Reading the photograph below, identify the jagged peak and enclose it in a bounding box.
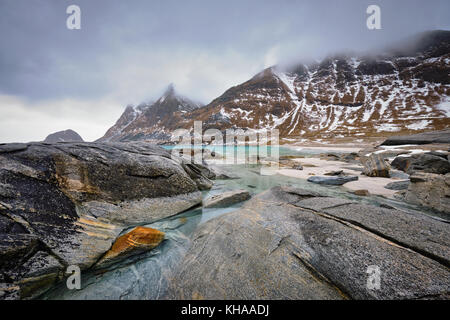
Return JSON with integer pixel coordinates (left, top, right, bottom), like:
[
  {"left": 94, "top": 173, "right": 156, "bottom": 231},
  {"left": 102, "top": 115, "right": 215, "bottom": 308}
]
[{"left": 158, "top": 83, "right": 177, "bottom": 102}]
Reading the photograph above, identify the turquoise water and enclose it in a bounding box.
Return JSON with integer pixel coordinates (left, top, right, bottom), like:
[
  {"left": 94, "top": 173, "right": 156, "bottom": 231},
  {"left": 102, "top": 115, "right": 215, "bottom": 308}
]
[{"left": 161, "top": 144, "right": 338, "bottom": 158}]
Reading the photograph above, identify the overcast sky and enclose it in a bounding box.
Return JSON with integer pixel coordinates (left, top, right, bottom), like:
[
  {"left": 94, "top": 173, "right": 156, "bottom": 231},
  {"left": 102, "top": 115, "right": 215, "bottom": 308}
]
[{"left": 0, "top": 0, "right": 449, "bottom": 142}]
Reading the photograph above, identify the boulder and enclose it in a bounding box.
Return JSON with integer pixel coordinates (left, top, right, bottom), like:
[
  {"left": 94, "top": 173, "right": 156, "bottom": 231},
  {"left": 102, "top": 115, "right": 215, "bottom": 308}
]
[
  {"left": 424, "top": 151, "right": 449, "bottom": 159},
  {"left": 391, "top": 156, "right": 412, "bottom": 172},
  {"left": 404, "top": 172, "right": 450, "bottom": 214},
  {"left": 166, "top": 186, "right": 450, "bottom": 299},
  {"left": 307, "top": 175, "right": 358, "bottom": 185},
  {"left": 362, "top": 154, "right": 390, "bottom": 177},
  {"left": 203, "top": 189, "right": 251, "bottom": 208},
  {"left": 207, "top": 165, "right": 240, "bottom": 180},
  {"left": 0, "top": 142, "right": 210, "bottom": 299},
  {"left": 320, "top": 153, "right": 341, "bottom": 161},
  {"left": 381, "top": 129, "right": 450, "bottom": 145},
  {"left": 324, "top": 170, "right": 343, "bottom": 176},
  {"left": 95, "top": 226, "right": 165, "bottom": 268},
  {"left": 392, "top": 153, "right": 450, "bottom": 175},
  {"left": 341, "top": 152, "right": 359, "bottom": 162},
  {"left": 407, "top": 154, "right": 450, "bottom": 175},
  {"left": 384, "top": 180, "right": 410, "bottom": 190},
  {"left": 372, "top": 150, "right": 411, "bottom": 159}
]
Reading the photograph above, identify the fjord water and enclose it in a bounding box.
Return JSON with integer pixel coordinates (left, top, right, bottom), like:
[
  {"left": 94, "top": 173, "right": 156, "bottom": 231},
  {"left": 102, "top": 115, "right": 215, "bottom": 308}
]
[{"left": 42, "top": 146, "right": 445, "bottom": 300}]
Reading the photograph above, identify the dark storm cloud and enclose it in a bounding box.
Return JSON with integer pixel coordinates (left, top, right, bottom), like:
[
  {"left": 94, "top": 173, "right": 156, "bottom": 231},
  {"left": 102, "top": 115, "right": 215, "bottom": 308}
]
[{"left": 0, "top": 0, "right": 449, "bottom": 142}]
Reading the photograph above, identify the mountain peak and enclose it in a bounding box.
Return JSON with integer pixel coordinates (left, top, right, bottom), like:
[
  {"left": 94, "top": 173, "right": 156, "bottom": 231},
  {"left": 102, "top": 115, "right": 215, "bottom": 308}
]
[
  {"left": 160, "top": 83, "right": 176, "bottom": 100},
  {"left": 44, "top": 129, "right": 84, "bottom": 143}
]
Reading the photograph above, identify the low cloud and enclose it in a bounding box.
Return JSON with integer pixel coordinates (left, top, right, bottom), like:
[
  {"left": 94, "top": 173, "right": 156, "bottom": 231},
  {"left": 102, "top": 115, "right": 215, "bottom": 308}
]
[
  {"left": 0, "top": 95, "right": 123, "bottom": 142},
  {"left": 0, "top": 0, "right": 449, "bottom": 142}
]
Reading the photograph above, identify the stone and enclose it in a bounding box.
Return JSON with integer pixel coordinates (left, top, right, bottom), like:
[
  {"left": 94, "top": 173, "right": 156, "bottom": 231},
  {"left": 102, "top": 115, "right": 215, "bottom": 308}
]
[
  {"left": 404, "top": 172, "right": 450, "bottom": 214},
  {"left": 166, "top": 187, "right": 450, "bottom": 299},
  {"left": 95, "top": 226, "right": 165, "bottom": 268},
  {"left": 324, "top": 170, "right": 343, "bottom": 176},
  {"left": 292, "top": 165, "right": 303, "bottom": 170},
  {"left": 381, "top": 129, "right": 450, "bottom": 145},
  {"left": 407, "top": 154, "right": 450, "bottom": 175},
  {"left": 425, "top": 151, "right": 448, "bottom": 159},
  {"left": 384, "top": 180, "right": 410, "bottom": 190},
  {"left": 307, "top": 175, "right": 358, "bottom": 185},
  {"left": 362, "top": 154, "right": 390, "bottom": 177},
  {"left": 208, "top": 165, "right": 240, "bottom": 180},
  {"left": 341, "top": 152, "right": 359, "bottom": 162},
  {"left": 320, "top": 152, "right": 341, "bottom": 161},
  {"left": 203, "top": 189, "right": 251, "bottom": 208},
  {"left": 389, "top": 169, "right": 410, "bottom": 179},
  {"left": 374, "top": 150, "right": 411, "bottom": 158},
  {"left": 353, "top": 189, "right": 370, "bottom": 196},
  {"left": 391, "top": 156, "right": 411, "bottom": 172},
  {"left": 0, "top": 141, "right": 210, "bottom": 299}
]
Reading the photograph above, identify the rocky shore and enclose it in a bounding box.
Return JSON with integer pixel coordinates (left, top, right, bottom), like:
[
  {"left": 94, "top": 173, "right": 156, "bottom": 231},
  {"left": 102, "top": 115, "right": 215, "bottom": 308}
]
[
  {"left": 0, "top": 136, "right": 449, "bottom": 300},
  {"left": 166, "top": 186, "right": 450, "bottom": 299},
  {"left": 0, "top": 142, "right": 212, "bottom": 299}
]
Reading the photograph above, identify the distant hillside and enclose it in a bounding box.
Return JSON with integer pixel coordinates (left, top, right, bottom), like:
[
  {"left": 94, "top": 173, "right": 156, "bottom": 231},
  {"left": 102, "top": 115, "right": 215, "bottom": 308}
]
[{"left": 44, "top": 129, "right": 84, "bottom": 143}]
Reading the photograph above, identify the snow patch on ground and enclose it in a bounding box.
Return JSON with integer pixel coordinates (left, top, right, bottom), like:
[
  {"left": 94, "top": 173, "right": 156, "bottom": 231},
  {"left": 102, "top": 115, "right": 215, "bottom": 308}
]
[{"left": 406, "top": 120, "right": 431, "bottom": 130}]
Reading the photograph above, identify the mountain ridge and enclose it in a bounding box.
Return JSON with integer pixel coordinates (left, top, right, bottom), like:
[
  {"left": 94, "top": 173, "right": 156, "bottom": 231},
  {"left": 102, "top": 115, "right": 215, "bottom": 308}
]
[{"left": 99, "top": 30, "right": 450, "bottom": 143}]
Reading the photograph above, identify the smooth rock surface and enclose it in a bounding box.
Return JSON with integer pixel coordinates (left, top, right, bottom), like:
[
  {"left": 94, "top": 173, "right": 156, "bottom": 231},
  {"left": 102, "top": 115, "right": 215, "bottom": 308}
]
[
  {"left": 0, "top": 142, "right": 210, "bottom": 299},
  {"left": 381, "top": 129, "right": 450, "bottom": 145},
  {"left": 166, "top": 186, "right": 450, "bottom": 299},
  {"left": 407, "top": 154, "right": 450, "bottom": 175},
  {"left": 384, "top": 180, "right": 410, "bottom": 190},
  {"left": 307, "top": 175, "right": 358, "bottom": 185},
  {"left": 404, "top": 172, "right": 450, "bottom": 214},
  {"left": 203, "top": 189, "right": 251, "bottom": 208}
]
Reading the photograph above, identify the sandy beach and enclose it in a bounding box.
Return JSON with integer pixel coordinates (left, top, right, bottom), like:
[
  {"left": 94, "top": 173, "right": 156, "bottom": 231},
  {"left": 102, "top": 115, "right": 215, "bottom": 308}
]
[{"left": 277, "top": 157, "right": 401, "bottom": 198}]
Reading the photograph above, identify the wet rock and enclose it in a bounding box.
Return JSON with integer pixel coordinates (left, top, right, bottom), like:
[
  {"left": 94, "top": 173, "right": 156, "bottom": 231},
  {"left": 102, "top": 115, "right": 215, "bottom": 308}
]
[
  {"left": 404, "top": 172, "right": 450, "bottom": 214},
  {"left": 384, "top": 180, "right": 410, "bottom": 190},
  {"left": 362, "top": 154, "right": 390, "bottom": 177},
  {"left": 96, "top": 226, "right": 165, "bottom": 269},
  {"left": 307, "top": 175, "right": 358, "bottom": 185},
  {"left": 166, "top": 187, "right": 450, "bottom": 299},
  {"left": 203, "top": 189, "right": 251, "bottom": 208},
  {"left": 0, "top": 141, "right": 210, "bottom": 299},
  {"left": 208, "top": 165, "right": 240, "bottom": 180}
]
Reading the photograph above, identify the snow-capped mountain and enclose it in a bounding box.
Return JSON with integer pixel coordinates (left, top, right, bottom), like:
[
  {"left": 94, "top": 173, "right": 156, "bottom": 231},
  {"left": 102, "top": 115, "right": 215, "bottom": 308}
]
[
  {"left": 98, "top": 84, "right": 203, "bottom": 142},
  {"left": 100, "top": 30, "right": 450, "bottom": 143}
]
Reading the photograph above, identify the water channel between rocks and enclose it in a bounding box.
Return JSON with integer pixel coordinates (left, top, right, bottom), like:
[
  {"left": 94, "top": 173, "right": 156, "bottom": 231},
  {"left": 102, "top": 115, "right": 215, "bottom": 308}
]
[{"left": 42, "top": 146, "right": 446, "bottom": 299}]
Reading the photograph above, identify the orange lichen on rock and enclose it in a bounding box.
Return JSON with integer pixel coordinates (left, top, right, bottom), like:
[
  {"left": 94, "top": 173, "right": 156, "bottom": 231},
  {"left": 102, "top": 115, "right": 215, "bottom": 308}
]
[{"left": 96, "top": 226, "right": 165, "bottom": 268}]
